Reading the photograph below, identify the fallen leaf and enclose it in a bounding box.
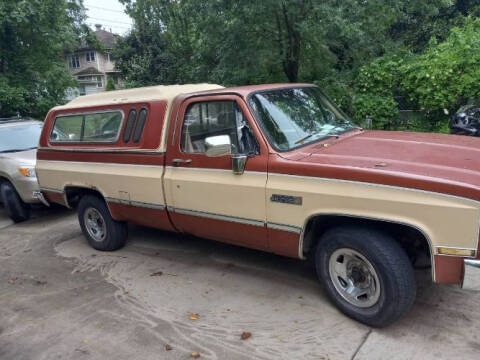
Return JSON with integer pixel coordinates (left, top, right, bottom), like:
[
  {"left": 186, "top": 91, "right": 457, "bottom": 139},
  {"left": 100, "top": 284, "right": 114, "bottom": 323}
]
[
  {"left": 165, "top": 344, "right": 172, "bottom": 351},
  {"left": 189, "top": 313, "right": 199, "bottom": 320},
  {"left": 191, "top": 351, "right": 200, "bottom": 358},
  {"left": 150, "top": 271, "right": 163, "bottom": 277},
  {"left": 83, "top": 339, "right": 89, "bottom": 344},
  {"left": 7, "top": 277, "right": 17, "bottom": 285},
  {"left": 241, "top": 332, "right": 252, "bottom": 340}
]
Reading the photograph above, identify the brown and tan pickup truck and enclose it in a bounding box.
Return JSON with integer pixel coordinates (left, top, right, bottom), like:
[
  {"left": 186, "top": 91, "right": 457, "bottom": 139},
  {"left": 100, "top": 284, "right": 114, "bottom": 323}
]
[{"left": 36, "top": 83, "right": 480, "bottom": 327}]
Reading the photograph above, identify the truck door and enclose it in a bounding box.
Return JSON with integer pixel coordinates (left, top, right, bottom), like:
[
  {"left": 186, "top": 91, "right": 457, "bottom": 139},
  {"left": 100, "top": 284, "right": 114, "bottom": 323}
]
[{"left": 164, "top": 95, "right": 269, "bottom": 250}]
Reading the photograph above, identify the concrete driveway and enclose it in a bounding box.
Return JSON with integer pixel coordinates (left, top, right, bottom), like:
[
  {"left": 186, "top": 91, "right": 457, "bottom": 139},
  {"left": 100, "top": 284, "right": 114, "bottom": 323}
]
[{"left": 1, "top": 207, "right": 479, "bottom": 360}]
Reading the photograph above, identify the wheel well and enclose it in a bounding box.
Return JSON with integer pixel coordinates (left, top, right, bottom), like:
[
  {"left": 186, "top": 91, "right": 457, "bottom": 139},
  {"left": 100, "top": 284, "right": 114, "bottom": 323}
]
[
  {"left": 64, "top": 186, "right": 105, "bottom": 208},
  {"left": 302, "top": 215, "right": 432, "bottom": 272}
]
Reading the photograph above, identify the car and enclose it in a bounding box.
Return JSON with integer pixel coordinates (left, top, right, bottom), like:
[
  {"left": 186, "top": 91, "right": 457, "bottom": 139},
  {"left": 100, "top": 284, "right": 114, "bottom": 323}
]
[
  {"left": 36, "top": 83, "right": 480, "bottom": 327},
  {"left": 450, "top": 104, "right": 480, "bottom": 136},
  {"left": 0, "top": 117, "right": 48, "bottom": 222}
]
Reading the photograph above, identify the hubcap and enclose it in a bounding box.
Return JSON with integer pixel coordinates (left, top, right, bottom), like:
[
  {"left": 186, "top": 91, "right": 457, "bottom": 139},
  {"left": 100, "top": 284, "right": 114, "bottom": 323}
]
[
  {"left": 328, "top": 248, "right": 381, "bottom": 308},
  {"left": 84, "top": 208, "right": 106, "bottom": 242}
]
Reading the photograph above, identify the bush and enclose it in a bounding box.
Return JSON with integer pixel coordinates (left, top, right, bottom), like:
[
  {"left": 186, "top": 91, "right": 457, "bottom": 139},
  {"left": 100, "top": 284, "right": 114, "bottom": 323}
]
[
  {"left": 352, "top": 94, "right": 399, "bottom": 129},
  {"left": 106, "top": 78, "right": 116, "bottom": 91}
]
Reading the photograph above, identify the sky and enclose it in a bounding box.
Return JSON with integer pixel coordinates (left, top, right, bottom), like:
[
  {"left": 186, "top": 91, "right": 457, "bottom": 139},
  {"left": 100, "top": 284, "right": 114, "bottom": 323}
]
[{"left": 83, "top": 0, "right": 133, "bottom": 35}]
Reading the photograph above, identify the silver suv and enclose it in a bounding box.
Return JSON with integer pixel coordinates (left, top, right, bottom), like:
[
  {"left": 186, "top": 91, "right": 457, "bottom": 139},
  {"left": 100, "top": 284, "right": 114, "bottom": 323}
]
[{"left": 0, "top": 118, "right": 46, "bottom": 222}]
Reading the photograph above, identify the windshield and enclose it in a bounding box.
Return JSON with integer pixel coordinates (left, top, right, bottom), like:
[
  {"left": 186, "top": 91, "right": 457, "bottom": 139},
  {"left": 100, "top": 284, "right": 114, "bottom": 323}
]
[
  {"left": 248, "top": 87, "right": 355, "bottom": 151},
  {"left": 0, "top": 122, "right": 42, "bottom": 152}
]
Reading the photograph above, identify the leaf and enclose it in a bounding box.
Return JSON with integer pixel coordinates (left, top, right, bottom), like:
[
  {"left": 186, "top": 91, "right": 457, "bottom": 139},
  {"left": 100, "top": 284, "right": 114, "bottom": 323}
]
[
  {"left": 189, "top": 313, "right": 200, "bottom": 320},
  {"left": 165, "top": 344, "right": 173, "bottom": 351},
  {"left": 190, "top": 351, "right": 200, "bottom": 358},
  {"left": 241, "top": 332, "right": 252, "bottom": 340},
  {"left": 150, "top": 271, "right": 163, "bottom": 277}
]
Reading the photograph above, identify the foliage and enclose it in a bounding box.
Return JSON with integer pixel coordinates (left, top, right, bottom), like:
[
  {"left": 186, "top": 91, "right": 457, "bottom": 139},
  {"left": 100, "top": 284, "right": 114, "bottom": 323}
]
[
  {"left": 106, "top": 77, "right": 116, "bottom": 91},
  {"left": 0, "top": 0, "right": 90, "bottom": 118}
]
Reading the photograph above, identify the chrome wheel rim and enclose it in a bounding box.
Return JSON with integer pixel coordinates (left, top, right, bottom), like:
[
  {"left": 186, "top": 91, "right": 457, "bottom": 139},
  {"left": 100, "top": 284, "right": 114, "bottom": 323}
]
[
  {"left": 84, "top": 208, "right": 106, "bottom": 242},
  {"left": 328, "top": 248, "right": 381, "bottom": 308}
]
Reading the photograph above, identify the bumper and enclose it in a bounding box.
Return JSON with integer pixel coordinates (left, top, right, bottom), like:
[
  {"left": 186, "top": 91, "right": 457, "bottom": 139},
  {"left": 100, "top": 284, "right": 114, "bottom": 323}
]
[
  {"left": 32, "top": 191, "right": 50, "bottom": 207},
  {"left": 11, "top": 174, "right": 41, "bottom": 204},
  {"left": 462, "top": 259, "right": 480, "bottom": 291}
]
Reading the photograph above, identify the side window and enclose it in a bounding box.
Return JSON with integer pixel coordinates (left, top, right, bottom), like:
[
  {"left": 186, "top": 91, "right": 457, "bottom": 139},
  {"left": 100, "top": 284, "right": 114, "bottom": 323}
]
[
  {"left": 132, "top": 108, "right": 148, "bottom": 143},
  {"left": 181, "top": 101, "right": 258, "bottom": 155},
  {"left": 50, "top": 111, "right": 123, "bottom": 143},
  {"left": 181, "top": 101, "right": 240, "bottom": 154},
  {"left": 50, "top": 115, "right": 83, "bottom": 141},
  {"left": 123, "top": 109, "right": 137, "bottom": 142},
  {"left": 83, "top": 112, "right": 122, "bottom": 142}
]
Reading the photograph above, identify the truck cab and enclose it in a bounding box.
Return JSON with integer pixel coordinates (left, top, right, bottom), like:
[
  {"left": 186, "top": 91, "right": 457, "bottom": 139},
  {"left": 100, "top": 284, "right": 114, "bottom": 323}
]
[{"left": 37, "top": 83, "right": 480, "bottom": 327}]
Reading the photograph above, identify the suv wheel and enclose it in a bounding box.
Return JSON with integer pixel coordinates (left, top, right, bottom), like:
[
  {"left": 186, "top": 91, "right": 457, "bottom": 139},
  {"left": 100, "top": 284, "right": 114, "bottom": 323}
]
[
  {"left": 78, "top": 195, "right": 127, "bottom": 251},
  {"left": 0, "top": 181, "right": 30, "bottom": 222},
  {"left": 315, "top": 225, "right": 416, "bottom": 327}
]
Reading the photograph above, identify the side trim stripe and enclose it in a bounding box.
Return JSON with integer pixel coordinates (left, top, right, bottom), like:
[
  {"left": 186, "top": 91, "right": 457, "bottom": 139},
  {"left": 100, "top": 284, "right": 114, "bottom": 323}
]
[
  {"left": 267, "top": 222, "right": 302, "bottom": 234},
  {"left": 172, "top": 207, "right": 265, "bottom": 227},
  {"left": 106, "top": 197, "right": 166, "bottom": 210}
]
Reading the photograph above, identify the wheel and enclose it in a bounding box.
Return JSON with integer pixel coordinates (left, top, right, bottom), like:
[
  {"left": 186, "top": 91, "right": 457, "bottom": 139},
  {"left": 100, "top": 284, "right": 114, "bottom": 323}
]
[
  {"left": 78, "top": 195, "right": 127, "bottom": 251},
  {"left": 0, "top": 181, "right": 30, "bottom": 222},
  {"left": 315, "top": 225, "right": 416, "bottom": 327}
]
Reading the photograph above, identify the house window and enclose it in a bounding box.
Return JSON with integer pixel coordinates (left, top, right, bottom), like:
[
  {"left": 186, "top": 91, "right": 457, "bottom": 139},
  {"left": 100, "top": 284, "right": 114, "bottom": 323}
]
[
  {"left": 86, "top": 51, "right": 96, "bottom": 62},
  {"left": 96, "top": 76, "right": 103, "bottom": 88},
  {"left": 70, "top": 55, "right": 80, "bottom": 68}
]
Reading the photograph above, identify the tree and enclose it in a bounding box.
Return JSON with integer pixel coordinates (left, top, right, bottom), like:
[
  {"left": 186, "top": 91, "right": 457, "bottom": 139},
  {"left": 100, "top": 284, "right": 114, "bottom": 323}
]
[
  {"left": 106, "top": 77, "right": 116, "bottom": 91},
  {"left": 0, "top": 0, "right": 90, "bottom": 118}
]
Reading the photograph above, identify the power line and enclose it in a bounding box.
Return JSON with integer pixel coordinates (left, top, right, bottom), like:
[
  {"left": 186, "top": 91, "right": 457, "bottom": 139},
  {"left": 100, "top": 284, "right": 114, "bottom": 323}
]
[
  {"left": 86, "top": 22, "right": 131, "bottom": 31},
  {"left": 88, "top": 16, "right": 132, "bottom": 26},
  {"left": 84, "top": 4, "right": 127, "bottom": 14}
]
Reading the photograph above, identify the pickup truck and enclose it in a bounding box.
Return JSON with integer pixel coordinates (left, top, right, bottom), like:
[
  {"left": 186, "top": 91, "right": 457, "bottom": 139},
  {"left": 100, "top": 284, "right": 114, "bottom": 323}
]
[{"left": 36, "top": 83, "right": 480, "bottom": 327}]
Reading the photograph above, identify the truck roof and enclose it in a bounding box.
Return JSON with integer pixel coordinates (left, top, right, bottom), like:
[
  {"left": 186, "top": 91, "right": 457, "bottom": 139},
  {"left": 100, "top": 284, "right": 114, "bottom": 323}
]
[{"left": 55, "top": 83, "right": 224, "bottom": 110}]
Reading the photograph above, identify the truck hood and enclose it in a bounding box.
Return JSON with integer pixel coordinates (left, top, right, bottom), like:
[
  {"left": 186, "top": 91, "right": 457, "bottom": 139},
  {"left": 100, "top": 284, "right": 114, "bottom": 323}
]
[{"left": 277, "top": 130, "right": 480, "bottom": 201}]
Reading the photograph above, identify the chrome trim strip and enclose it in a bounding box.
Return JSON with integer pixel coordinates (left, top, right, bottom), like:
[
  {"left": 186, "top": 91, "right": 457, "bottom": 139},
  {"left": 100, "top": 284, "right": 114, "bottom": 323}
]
[
  {"left": 164, "top": 166, "right": 266, "bottom": 176},
  {"left": 39, "top": 147, "right": 164, "bottom": 154},
  {"left": 105, "top": 197, "right": 166, "bottom": 210},
  {"left": 462, "top": 259, "right": 480, "bottom": 290},
  {"left": 37, "top": 160, "right": 164, "bottom": 169},
  {"left": 267, "top": 222, "right": 302, "bottom": 233},
  {"left": 172, "top": 207, "right": 265, "bottom": 227},
  {"left": 40, "top": 187, "right": 64, "bottom": 194}
]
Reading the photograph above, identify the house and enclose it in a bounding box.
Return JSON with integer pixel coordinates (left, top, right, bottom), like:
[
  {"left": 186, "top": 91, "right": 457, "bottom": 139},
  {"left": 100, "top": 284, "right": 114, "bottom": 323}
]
[{"left": 66, "top": 24, "right": 123, "bottom": 99}]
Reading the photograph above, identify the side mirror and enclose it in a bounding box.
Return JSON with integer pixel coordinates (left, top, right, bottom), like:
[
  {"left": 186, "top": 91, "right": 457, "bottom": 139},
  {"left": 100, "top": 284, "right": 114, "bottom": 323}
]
[{"left": 205, "top": 135, "right": 231, "bottom": 157}]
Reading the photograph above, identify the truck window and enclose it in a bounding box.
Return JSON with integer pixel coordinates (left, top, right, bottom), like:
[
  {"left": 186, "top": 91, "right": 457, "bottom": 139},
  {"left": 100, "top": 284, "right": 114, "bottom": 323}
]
[
  {"left": 132, "top": 108, "right": 148, "bottom": 143},
  {"left": 50, "top": 111, "right": 123, "bottom": 143},
  {"left": 123, "top": 109, "right": 137, "bottom": 142},
  {"left": 181, "top": 101, "right": 244, "bottom": 154}
]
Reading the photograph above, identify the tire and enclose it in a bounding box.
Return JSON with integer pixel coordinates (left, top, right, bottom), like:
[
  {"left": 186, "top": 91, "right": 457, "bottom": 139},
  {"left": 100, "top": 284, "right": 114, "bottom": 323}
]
[
  {"left": 315, "top": 225, "right": 416, "bottom": 327},
  {"left": 0, "top": 181, "right": 30, "bottom": 223},
  {"left": 77, "top": 195, "right": 127, "bottom": 251}
]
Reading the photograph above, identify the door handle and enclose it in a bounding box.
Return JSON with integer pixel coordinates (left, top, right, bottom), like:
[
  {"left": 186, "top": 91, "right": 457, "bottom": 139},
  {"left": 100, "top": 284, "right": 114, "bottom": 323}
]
[{"left": 172, "top": 158, "right": 192, "bottom": 166}]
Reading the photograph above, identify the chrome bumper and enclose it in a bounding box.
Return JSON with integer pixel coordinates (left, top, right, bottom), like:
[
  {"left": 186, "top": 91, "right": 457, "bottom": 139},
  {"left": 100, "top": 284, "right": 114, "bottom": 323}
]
[
  {"left": 32, "top": 191, "right": 50, "bottom": 207},
  {"left": 462, "top": 259, "right": 480, "bottom": 291}
]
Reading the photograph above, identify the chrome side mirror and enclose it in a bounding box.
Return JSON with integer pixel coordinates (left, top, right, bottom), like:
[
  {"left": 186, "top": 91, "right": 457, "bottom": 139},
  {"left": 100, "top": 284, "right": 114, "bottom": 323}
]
[
  {"left": 205, "top": 135, "right": 231, "bottom": 157},
  {"left": 232, "top": 154, "right": 247, "bottom": 175}
]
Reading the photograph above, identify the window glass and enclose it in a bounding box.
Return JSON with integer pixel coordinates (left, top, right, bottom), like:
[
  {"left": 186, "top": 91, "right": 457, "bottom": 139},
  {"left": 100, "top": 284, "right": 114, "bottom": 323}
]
[
  {"left": 51, "top": 115, "right": 83, "bottom": 142},
  {"left": 70, "top": 55, "right": 80, "bottom": 68},
  {"left": 132, "top": 108, "right": 147, "bottom": 143},
  {"left": 51, "top": 111, "right": 123, "bottom": 142},
  {"left": 181, "top": 101, "right": 255, "bottom": 154},
  {"left": 123, "top": 109, "right": 137, "bottom": 142},
  {"left": 0, "top": 122, "right": 43, "bottom": 152},
  {"left": 86, "top": 51, "right": 96, "bottom": 62},
  {"left": 83, "top": 112, "right": 122, "bottom": 142},
  {"left": 249, "top": 87, "right": 354, "bottom": 151}
]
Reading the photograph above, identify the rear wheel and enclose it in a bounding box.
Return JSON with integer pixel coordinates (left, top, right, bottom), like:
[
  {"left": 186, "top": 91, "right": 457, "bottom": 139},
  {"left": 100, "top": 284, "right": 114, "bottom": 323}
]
[
  {"left": 78, "top": 195, "right": 127, "bottom": 251},
  {"left": 0, "top": 181, "right": 30, "bottom": 223},
  {"left": 315, "top": 225, "right": 416, "bottom": 327}
]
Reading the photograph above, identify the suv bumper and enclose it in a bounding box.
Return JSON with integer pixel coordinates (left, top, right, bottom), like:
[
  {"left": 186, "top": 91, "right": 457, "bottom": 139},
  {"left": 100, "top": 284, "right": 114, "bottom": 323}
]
[{"left": 462, "top": 259, "right": 480, "bottom": 290}]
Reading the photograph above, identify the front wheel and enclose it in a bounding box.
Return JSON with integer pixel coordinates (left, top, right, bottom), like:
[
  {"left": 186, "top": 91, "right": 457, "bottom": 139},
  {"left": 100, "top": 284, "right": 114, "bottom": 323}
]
[
  {"left": 78, "top": 195, "right": 127, "bottom": 251},
  {"left": 0, "top": 181, "right": 30, "bottom": 223},
  {"left": 315, "top": 226, "right": 416, "bottom": 327}
]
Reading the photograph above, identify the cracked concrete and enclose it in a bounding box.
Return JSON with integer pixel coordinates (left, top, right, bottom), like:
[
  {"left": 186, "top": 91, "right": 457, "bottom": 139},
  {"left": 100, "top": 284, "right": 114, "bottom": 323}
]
[{"left": 1, "top": 206, "right": 480, "bottom": 359}]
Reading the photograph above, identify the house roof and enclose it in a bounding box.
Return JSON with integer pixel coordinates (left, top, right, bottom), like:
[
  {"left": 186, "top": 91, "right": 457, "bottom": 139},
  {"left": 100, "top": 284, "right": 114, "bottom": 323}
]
[
  {"left": 94, "top": 28, "right": 118, "bottom": 48},
  {"left": 74, "top": 67, "right": 103, "bottom": 76}
]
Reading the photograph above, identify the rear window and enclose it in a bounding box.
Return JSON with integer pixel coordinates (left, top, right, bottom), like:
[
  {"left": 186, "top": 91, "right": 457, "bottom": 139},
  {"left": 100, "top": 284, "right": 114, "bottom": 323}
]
[
  {"left": 51, "top": 111, "right": 123, "bottom": 143},
  {"left": 132, "top": 108, "right": 148, "bottom": 143}
]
